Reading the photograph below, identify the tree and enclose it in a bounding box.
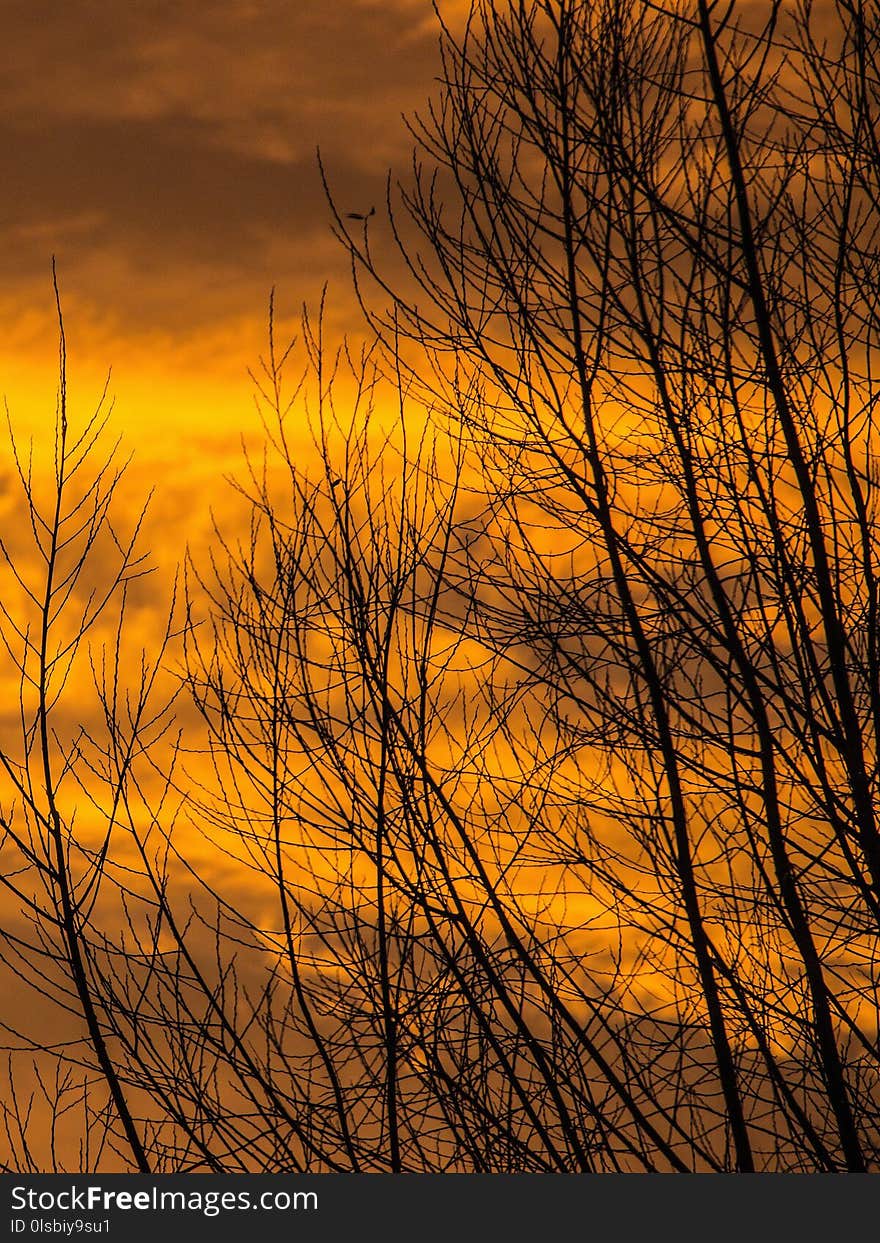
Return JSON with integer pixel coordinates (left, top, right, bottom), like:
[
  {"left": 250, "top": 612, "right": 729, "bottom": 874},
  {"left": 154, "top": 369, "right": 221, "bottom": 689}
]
[
  {"left": 5, "top": 0, "right": 880, "bottom": 1174},
  {"left": 0, "top": 268, "right": 165, "bottom": 1171},
  {"left": 183, "top": 297, "right": 648, "bottom": 1172},
  {"left": 330, "top": 0, "right": 880, "bottom": 1170}
]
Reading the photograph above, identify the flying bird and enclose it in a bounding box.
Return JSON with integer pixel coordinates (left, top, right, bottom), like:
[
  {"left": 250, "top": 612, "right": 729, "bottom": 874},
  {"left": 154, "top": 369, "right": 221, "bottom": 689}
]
[{"left": 346, "top": 206, "right": 376, "bottom": 221}]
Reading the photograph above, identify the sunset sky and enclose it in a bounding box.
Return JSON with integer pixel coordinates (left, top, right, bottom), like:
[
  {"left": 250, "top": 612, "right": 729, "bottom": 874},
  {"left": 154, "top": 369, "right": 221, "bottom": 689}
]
[
  {"left": 0, "top": 0, "right": 444, "bottom": 522},
  {"left": 0, "top": 1, "right": 451, "bottom": 1088},
  {"left": 3, "top": 0, "right": 880, "bottom": 1178}
]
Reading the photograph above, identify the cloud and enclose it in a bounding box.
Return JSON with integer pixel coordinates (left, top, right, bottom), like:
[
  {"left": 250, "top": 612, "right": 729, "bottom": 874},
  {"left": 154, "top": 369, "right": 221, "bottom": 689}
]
[{"left": 0, "top": 0, "right": 441, "bottom": 333}]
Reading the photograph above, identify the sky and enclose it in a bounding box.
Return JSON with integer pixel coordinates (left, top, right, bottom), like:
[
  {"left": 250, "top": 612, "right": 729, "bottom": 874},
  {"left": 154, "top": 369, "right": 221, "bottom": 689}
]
[
  {"left": 0, "top": 0, "right": 451, "bottom": 1075},
  {"left": 0, "top": 0, "right": 444, "bottom": 480}
]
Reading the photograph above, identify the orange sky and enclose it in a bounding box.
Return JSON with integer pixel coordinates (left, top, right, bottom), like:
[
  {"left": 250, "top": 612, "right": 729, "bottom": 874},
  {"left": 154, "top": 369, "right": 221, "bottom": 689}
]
[
  {"left": 0, "top": 1, "right": 452, "bottom": 916},
  {"left": 0, "top": 0, "right": 445, "bottom": 494}
]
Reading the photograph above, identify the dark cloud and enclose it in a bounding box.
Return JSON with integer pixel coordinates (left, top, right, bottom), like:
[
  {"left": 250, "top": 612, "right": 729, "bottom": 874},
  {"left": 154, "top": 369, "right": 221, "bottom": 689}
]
[
  {"left": 0, "top": 113, "right": 380, "bottom": 323},
  {"left": 0, "top": 0, "right": 440, "bottom": 332},
  {"left": 0, "top": 117, "right": 315, "bottom": 256}
]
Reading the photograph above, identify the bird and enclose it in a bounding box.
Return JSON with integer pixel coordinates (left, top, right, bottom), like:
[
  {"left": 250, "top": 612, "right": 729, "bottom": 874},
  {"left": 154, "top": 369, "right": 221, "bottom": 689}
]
[{"left": 346, "top": 206, "right": 376, "bottom": 221}]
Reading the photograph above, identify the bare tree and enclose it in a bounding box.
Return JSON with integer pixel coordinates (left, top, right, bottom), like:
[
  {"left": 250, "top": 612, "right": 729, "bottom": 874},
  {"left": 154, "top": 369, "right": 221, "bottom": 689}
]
[
  {"left": 182, "top": 297, "right": 654, "bottom": 1171},
  {"left": 5, "top": 0, "right": 880, "bottom": 1174},
  {"left": 0, "top": 267, "right": 162, "bottom": 1171},
  {"left": 330, "top": 0, "right": 880, "bottom": 1171}
]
